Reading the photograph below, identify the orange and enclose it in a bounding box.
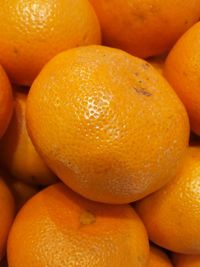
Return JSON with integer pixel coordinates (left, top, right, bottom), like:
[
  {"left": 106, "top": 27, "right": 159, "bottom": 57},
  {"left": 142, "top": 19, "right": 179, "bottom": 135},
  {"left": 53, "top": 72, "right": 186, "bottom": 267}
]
[
  {"left": 7, "top": 183, "right": 149, "bottom": 267},
  {"left": 0, "top": 65, "right": 13, "bottom": 138},
  {"left": 0, "top": 0, "right": 101, "bottom": 85},
  {"left": 148, "top": 245, "right": 173, "bottom": 267},
  {"left": 26, "top": 45, "right": 189, "bottom": 204},
  {"left": 89, "top": 0, "right": 200, "bottom": 58},
  {"left": 0, "top": 175, "right": 15, "bottom": 260},
  {"left": 148, "top": 54, "right": 167, "bottom": 75},
  {"left": 164, "top": 22, "right": 200, "bottom": 136},
  {"left": 8, "top": 179, "right": 38, "bottom": 211},
  {"left": 172, "top": 254, "right": 200, "bottom": 267},
  {"left": 136, "top": 145, "right": 200, "bottom": 254},
  {"left": 0, "top": 92, "right": 56, "bottom": 185}
]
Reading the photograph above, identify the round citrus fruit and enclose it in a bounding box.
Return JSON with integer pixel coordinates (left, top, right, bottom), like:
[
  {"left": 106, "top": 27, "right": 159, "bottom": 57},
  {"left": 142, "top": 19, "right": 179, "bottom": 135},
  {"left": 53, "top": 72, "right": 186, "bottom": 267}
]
[
  {"left": 7, "top": 183, "right": 149, "bottom": 267},
  {"left": 26, "top": 45, "right": 189, "bottom": 204},
  {"left": 0, "top": 92, "right": 56, "bottom": 185},
  {"left": 0, "top": 0, "right": 101, "bottom": 85},
  {"left": 136, "top": 145, "right": 200, "bottom": 254},
  {"left": 148, "top": 245, "right": 172, "bottom": 267},
  {"left": 89, "top": 0, "right": 200, "bottom": 58},
  {"left": 172, "top": 254, "right": 200, "bottom": 267},
  {"left": 0, "top": 65, "right": 13, "bottom": 138},
  {"left": 0, "top": 175, "right": 15, "bottom": 260},
  {"left": 164, "top": 22, "right": 200, "bottom": 136}
]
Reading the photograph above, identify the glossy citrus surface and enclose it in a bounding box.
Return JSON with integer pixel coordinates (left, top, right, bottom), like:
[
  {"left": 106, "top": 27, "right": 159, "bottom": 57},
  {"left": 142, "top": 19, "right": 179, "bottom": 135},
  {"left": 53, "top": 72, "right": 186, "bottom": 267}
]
[
  {"left": 89, "top": 0, "right": 200, "bottom": 58},
  {"left": 0, "top": 0, "right": 101, "bottom": 85},
  {"left": 27, "top": 45, "right": 189, "bottom": 204},
  {"left": 8, "top": 183, "right": 149, "bottom": 267},
  {"left": 165, "top": 22, "right": 200, "bottom": 135},
  {"left": 0, "top": 65, "right": 13, "bottom": 138},
  {"left": 136, "top": 146, "right": 200, "bottom": 254}
]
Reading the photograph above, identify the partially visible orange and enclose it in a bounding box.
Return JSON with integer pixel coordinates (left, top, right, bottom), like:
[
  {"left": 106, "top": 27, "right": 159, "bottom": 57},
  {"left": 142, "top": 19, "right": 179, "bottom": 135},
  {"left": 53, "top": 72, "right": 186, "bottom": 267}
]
[
  {"left": 0, "top": 65, "right": 13, "bottom": 138},
  {"left": 173, "top": 254, "right": 200, "bottom": 267},
  {"left": 148, "top": 245, "right": 172, "bottom": 267},
  {"left": 0, "top": 175, "right": 15, "bottom": 260},
  {"left": 8, "top": 179, "right": 38, "bottom": 211},
  {"left": 8, "top": 183, "right": 149, "bottom": 267},
  {"left": 26, "top": 45, "right": 189, "bottom": 204},
  {"left": 165, "top": 22, "right": 200, "bottom": 135},
  {"left": 136, "top": 145, "right": 200, "bottom": 254},
  {"left": 0, "top": 92, "right": 56, "bottom": 185},
  {"left": 0, "top": 0, "right": 101, "bottom": 85},
  {"left": 89, "top": 0, "right": 200, "bottom": 58}
]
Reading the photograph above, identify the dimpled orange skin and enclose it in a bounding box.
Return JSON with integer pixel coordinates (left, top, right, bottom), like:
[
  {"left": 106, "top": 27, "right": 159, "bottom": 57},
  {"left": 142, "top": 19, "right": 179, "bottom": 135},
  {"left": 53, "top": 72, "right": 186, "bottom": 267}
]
[
  {"left": 0, "top": 92, "right": 56, "bottom": 185},
  {"left": 89, "top": 0, "right": 200, "bottom": 58},
  {"left": 0, "top": 176, "right": 15, "bottom": 260},
  {"left": 0, "top": 65, "right": 13, "bottom": 138},
  {"left": 0, "top": 0, "right": 101, "bottom": 86},
  {"left": 164, "top": 22, "right": 200, "bottom": 136},
  {"left": 136, "top": 146, "right": 200, "bottom": 254},
  {"left": 148, "top": 246, "right": 173, "bottom": 267},
  {"left": 172, "top": 254, "right": 200, "bottom": 267},
  {"left": 7, "top": 183, "right": 149, "bottom": 267},
  {"left": 26, "top": 45, "right": 189, "bottom": 204}
]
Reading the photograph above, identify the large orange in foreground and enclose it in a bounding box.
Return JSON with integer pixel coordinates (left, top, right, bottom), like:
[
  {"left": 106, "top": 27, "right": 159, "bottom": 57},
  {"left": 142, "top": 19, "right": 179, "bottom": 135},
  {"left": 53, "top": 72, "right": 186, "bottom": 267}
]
[
  {"left": 165, "top": 22, "right": 200, "bottom": 136},
  {"left": 0, "top": 65, "right": 13, "bottom": 138},
  {"left": 26, "top": 45, "right": 189, "bottom": 204},
  {"left": 0, "top": 175, "right": 15, "bottom": 260},
  {"left": 0, "top": 0, "right": 101, "bottom": 85},
  {"left": 136, "top": 145, "right": 200, "bottom": 254},
  {"left": 7, "top": 183, "right": 149, "bottom": 267},
  {"left": 89, "top": 0, "right": 200, "bottom": 58}
]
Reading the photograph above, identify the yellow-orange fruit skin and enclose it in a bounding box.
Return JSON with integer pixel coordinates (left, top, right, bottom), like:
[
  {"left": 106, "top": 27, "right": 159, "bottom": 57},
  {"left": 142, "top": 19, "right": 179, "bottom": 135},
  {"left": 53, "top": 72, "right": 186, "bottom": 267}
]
[
  {"left": 0, "top": 0, "right": 101, "bottom": 85},
  {"left": 136, "top": 146, "right": 200, "bottom": 254},
  {"left": 148, "top": 246, "right": 173, "bottom": 267},
  {"left": 165, "top": 22, "right": 200, "bottom": 136},
  {"left": 89, "top": 0, "right": 200, "bottom": 58},
  {"left": 26, "top": 45, "right": 189, "bottom": 204},
  {"left": 7, "top": 183, "right": 149, "bottom": 267},
  {"left": 0, "top": 65, "right": 13, "bottom": 138},
  {"left": 0, "top": 92, "right": 56, "bottom": 185}
]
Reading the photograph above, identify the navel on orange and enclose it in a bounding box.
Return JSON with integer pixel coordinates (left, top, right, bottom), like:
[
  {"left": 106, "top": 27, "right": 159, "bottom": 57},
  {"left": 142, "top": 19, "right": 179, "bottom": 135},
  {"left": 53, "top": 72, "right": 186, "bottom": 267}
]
[{"left": 8, "top": 183, "right": 149, "bottom": 267}]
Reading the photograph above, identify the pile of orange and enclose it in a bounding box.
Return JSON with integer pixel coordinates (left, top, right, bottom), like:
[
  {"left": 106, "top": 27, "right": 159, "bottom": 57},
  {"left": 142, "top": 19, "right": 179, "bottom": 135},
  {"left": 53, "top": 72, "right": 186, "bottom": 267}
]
[{"left": 0, "top": 1, "right": 200, "bottom": 266}]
